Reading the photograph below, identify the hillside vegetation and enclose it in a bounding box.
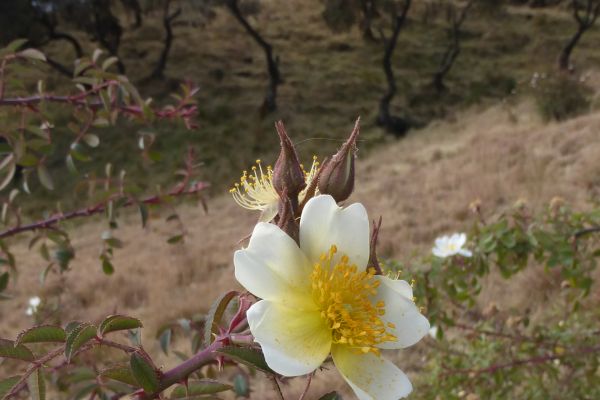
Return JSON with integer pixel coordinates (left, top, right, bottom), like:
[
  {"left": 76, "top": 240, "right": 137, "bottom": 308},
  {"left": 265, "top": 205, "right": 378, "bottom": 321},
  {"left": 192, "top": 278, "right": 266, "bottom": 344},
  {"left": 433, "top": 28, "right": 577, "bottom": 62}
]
[{"left": 21, "top": 0, "right": 600, "bottom": 211}]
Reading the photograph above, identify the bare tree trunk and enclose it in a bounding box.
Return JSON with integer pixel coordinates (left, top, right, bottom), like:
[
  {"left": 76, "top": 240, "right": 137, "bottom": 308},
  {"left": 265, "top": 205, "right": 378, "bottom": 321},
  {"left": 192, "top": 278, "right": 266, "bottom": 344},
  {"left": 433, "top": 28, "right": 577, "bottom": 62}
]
[
  {"left": 147, "top": 0, "right": 181, "bottom": 80},
  {"left": 432, "top": 0, "right": 474, "bottom": 93},
  {"left": 559, "top": 0, "right": 600, "bottom": 71},
  {"left": 360, "top": 0, "right": 377, "bottom": 42},
  {"left": 226, "top": 0, "right": 281, "bottom": 114},
  {"left": 377, "top": 0, "right": 411, "bottom": 136},
  {"left": 559, "top": 25, "right": 586, "bottom": 71},
  {"left": 121, "top": 0, "right": 143, "bottom": 28}
]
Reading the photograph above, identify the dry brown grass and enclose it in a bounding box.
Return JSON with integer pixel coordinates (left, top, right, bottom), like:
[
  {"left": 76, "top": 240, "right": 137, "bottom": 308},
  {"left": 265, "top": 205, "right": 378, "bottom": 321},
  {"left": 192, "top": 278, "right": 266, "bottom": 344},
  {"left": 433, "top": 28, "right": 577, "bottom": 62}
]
[{"left": 1, "top": 98, "right": 600, "bottom": 398}]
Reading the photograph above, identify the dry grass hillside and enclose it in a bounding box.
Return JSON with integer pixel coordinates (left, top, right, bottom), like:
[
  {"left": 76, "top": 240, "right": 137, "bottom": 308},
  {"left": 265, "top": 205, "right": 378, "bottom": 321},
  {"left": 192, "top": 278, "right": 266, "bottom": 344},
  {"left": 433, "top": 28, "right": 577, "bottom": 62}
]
[{"left": 1, "top": 97, "right": 599, "bottom": 398}]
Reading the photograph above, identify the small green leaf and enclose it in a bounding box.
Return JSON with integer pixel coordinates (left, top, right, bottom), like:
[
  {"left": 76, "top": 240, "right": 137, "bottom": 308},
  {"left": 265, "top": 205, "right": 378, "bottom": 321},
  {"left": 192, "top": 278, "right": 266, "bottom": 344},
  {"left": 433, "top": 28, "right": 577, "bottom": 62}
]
[
  {"left": 130, "top": 353, "right": 159, "bottom": 393},
  {"left": 204, "top": 291, "right": 238, "bottom": 345},
  {"left": 99, "top": 364, "right": 139, "bottom": 387},
  {"left": 70, "top": 382, "right": 97, "bottom": 399},
  {"left": 158, "top": 328, "right": 171, "bottom": 355},
  {"left": 18, "top": 48, "right": 46, "bottom": 62},
  {"left": 232, "top": 373, "right": 249, "bottom": 397},
  {"left": 0, "top": 375, "right": 21, "bottom": 398},
  {"left": 217, "top": 346, "right": 273, "bottom": 373},
  {"left": 170, "top": 379, "right": 233, "bottom": 398},
  {"left": 99, "top": 315, "right": 143, "bottom": 337},
  {"left": 102, "top": 259, "right": 114, "bottom": 275},
  {"left": 66, "top": 154, "right": 78, "bottom": 174},
  {"left": 167, "top": 234, "right": 184, "bottom": 244},
  {"left": 39, "top": 263, "right": 54, "bottom": 285},
  {"left": 0, "top": 272, "right": 8, "bottom": 292},
  {"left": 65, "top": 323, "right": 97, "bottom": 361},
  {"left": 82, "top": 134, "right": 100, "bottom": 147},
  {"left": 318, "top": 391, "right": 343, "bottom": 400},
  {"left": 0, "top": 339, "right": 35, "bottom": 361},
  {"left": 92, "top": 49, "right": 103, "bottom": 63},
  {"left": 74, "top": 60, "right": 92, "bottom": 77},
  {"left": 92, "top": 118, "right": 110, "bottom": 128},
  {"left": 28, "top": 369, "right": 46, "bottom": 400},
  {"left": 16, "top": 326, "right": 66, "bottom": 345},
  {"left": 139, "top": 203, "right": 149, "bottom": 228},
  {"left": 102, "top": 56, "right": 119, "bottom": 71},
  {"left": 37, "top": 164, "right": 54, "bottom": 190},
  {"left": 57, "top": 367, "right": 96, "bottom": 387},
  {"left": 5, "top": 38, "right": 28, "bottom": 52}
]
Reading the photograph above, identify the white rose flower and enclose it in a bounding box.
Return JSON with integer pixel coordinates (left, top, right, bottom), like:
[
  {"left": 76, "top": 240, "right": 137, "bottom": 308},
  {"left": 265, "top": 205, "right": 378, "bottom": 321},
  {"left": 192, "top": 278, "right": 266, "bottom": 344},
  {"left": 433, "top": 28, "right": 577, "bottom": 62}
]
[
  {"left": 234, "top": 195, "right": 430, "bottom": 399},
  {"left": 432, "top": 233, "right": 472, "bottom": 258},
  {"left": 26, "top": 296, "right": 41, "bottom": 316}
]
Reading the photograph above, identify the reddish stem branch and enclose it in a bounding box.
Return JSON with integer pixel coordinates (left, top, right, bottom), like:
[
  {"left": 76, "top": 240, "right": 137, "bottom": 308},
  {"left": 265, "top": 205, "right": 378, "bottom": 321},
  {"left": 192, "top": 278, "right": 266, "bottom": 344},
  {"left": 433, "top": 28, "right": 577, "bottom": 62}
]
[
  {"left": 0, "top": 83, "right": 197, "bottom": 122},
  {"left": 0, "top": 181, "right": 209, "bottom": 240}
]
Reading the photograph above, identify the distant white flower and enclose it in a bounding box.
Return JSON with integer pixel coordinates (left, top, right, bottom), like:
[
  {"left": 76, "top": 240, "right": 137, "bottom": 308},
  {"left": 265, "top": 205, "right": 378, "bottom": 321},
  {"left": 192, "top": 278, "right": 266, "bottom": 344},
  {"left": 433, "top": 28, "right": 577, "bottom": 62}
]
[
  {"left": 25, "top": 296, "right": 41, "bottom": 316},
  {"left": 428, "top": 326, "right": 439, "bottom": 340},
  {"left": 432, "top": 233, "right": 472, "bottom": 258}
]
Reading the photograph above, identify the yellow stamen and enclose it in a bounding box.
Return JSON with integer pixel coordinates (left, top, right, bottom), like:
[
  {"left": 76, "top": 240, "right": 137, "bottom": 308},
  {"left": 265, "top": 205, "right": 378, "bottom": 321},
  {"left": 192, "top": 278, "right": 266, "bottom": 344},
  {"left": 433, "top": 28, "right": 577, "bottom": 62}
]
[
  {"left": 230, "top": 160, "right": 278, "bottom": 211},
  {"left": 310, "top": 245, "right": 396, "bottom": 355}
]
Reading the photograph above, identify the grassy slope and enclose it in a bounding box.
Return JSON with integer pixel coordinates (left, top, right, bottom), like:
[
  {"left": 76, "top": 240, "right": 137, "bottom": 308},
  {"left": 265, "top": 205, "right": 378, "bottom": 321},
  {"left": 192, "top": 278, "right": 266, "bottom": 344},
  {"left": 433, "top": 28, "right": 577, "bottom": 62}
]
[{"left": 26, "top": 0, "right": 600, "bottom": 211}]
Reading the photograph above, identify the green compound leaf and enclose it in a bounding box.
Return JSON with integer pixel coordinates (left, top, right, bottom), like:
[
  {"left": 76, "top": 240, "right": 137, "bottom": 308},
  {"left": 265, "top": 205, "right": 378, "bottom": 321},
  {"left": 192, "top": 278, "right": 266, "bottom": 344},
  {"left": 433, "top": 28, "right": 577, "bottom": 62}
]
[
  {"left": 99, "top": 364, "right": 139, "bottom": 387},
  {"left": 204, "top": 290, "right": 238, "bottom": 345},
  {"left": 28, "top": 369, "right": 46, "bottom": 400},
  {"left": 65, "top": 323, "right": 97, "bottom": 362},
  {"left": 217, "top": 346, "right": 273, "bottom": 374},
  {"left": 130, "top": 353, "right": 159, "bottom": 393},
  {"left": 98, "top": 315, "right": 143, "bottom": 337},
  {"left": 0, "top": 339, "right": 35, "bottom": 361},
  {"left": 16, "top": 325, "right": 66, "bottom": 345},
  {"left": 169, "top": 379, "right": 233, "bottom": 398}
]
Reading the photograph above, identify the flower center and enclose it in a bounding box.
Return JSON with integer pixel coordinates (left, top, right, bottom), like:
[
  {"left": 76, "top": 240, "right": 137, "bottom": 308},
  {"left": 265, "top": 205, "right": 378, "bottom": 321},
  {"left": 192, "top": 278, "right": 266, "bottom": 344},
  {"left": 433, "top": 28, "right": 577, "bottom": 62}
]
[{"left": 310, "top": 245, "right": 396, "bottom": 355}]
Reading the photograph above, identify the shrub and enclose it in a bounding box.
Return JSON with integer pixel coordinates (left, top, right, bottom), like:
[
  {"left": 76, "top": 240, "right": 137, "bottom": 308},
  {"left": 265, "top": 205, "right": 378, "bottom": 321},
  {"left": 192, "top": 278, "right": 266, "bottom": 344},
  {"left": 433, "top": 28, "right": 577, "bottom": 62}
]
[{"left": 532, "top": 72, "right": 592, "bottom": 121}]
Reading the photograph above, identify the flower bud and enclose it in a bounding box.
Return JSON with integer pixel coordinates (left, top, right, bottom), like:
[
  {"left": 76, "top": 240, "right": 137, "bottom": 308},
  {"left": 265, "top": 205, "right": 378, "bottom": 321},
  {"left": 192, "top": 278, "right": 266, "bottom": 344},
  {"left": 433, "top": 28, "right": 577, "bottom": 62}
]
[
  {"left": 272, "top": 121, "right": 306, "bottom": 203},
  {"left": 318, "top": 118, "right": 360, "bottom": 203},
  {"left": 276, "top": 188, "right": 299, "bottom": 244}
]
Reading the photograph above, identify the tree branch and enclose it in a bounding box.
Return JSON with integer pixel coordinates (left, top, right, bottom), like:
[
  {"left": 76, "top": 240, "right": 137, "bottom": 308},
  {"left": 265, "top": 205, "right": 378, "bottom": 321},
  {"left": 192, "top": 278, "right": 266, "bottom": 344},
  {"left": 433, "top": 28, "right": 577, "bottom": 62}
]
[
  {"left": 0, "top": 182, "right": 209, "bottom": 240},
  {"left": 226, "top": 0, "right": 281, "bottom": 113}
]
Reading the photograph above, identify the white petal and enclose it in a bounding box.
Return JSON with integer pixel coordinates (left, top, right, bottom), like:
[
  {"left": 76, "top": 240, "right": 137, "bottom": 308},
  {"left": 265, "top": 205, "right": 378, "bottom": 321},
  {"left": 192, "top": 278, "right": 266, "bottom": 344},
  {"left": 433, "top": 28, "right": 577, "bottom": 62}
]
[
  {"left": 258, "top": 202, "right": 279, "bottom": 222},
  {"left": 456, "top": 233, "right": 467, "bottom": 247},
  {"left": 373, "top": 276, "right": 430, "bottom": 349},
  {"left": 459, "top": 248, "right": 472, "bottom": 257},
  {"left": 434, "top": 236, "right": 448, "bottom": 248},
  {"left": 432, "top": 247, "right": 448, "bottom": 258},
  {"left": 381, "top": 277, "right": 413, "bottom": 299},
  {"left": 332, "top": 345, "right": 412, "bottom": 400},
  {"left": 299, "top": 195, "right": 369, "bottom": 269},
  {"left": 247, "top": 300, "right": 332, "bottom": 377},
  {"left": 234, "top": 222, "right": 313, "bottom": 308}
]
